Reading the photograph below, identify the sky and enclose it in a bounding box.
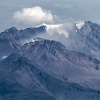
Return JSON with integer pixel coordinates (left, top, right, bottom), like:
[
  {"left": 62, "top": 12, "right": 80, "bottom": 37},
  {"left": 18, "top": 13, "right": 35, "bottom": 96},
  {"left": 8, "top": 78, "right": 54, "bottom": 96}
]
[{"left": 0, "top": 0, "right": 100, "bottom": 31}]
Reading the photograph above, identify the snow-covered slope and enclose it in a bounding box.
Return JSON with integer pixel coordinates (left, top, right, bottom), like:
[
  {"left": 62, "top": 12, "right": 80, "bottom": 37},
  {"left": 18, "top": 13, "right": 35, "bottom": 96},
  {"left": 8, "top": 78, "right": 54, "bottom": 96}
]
[
  {"left": 75, "top": 21, "right": 85, "bottom": 29},
  {"left": 36, "top": 23, "right": 69, "bottom": 37}
]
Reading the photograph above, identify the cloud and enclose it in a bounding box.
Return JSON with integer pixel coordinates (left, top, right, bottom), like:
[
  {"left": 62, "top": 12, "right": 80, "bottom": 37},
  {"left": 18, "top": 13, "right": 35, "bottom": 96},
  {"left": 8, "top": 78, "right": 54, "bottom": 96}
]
[
  {"left": 19, "top": 22, "right": 76, "bottom": 46},
  {"left": 44, "top": 24, "right": 70, "bottom": 38},
  {"left": 13, "top": 6, "right": 55, "bottom": 24}
]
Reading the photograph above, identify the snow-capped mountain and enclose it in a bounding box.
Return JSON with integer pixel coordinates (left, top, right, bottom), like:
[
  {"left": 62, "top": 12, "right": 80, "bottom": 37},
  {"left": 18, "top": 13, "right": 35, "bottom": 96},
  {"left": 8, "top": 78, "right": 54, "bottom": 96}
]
[
  {"left": 0, "top": 20, "right": 100, "bottom": 62},
  {"left": 38, "top": 21, "right": 100, "bottom": 60},
  {"left": 0, "top": 21, "right": 100, "bottom": 60},
  {"left": 75, "top": 21, "right": 100, "bottom": 59},
  {"left": 0, "top": 38, "right": 100, "bottom": 100},
  {"left": 36, "top": 23, "right": 69, "bottom": 37},
  {"left": 75, "top": 21, "right": 85, "bottom": 29},
  {"left": 0, "top": 21, "right": 100, "bottom": 99}
]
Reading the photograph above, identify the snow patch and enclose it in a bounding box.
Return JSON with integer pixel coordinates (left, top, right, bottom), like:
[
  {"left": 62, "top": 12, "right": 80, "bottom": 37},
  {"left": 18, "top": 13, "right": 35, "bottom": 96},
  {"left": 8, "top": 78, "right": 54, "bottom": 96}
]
[
  {"left": 75, "top": 21, "right": 85, "bottom": 29},
  {"left": 4, "top": 29, "right": 9, "bottom": 32},
  {"left": 36, "top": 23, "right": 69, "bottom": 38},
  {"left": 2, "top": 55, "right": 8, "bottom": 59},
  {"left": 9, "top": 42, "right": 15, "bottom": 49},
  {"left": 34, "top": 38, "right": 43, "bottom": 41},
  {"left": 30, "top": 38, "right": 44, "bottom": 43}
]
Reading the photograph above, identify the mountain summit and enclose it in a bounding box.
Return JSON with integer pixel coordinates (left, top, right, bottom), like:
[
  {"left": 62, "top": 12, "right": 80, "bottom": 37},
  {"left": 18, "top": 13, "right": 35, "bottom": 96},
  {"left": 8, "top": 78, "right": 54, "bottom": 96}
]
[{"left": 0, "top": 21, "right": 100, "bottom": 60}]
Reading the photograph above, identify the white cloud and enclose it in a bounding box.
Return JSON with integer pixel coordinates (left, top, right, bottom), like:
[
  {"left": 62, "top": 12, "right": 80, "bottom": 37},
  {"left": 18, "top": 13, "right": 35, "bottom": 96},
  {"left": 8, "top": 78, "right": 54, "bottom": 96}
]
[
  {"left": 45, "top": 23, "right": 69, "bottom": 37},
  {"left": 36, "top": 23, "right": 75, "bottom": 38},
  {"left": 13, "top": 6, "right": 54, "bottom": 24}
]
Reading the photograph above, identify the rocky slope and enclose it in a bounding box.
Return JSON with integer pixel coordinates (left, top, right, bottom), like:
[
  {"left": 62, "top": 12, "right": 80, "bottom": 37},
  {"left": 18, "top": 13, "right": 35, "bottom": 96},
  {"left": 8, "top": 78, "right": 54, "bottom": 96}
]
[{"left": 0, "top": 38, "right": 100, "bottom": 100}]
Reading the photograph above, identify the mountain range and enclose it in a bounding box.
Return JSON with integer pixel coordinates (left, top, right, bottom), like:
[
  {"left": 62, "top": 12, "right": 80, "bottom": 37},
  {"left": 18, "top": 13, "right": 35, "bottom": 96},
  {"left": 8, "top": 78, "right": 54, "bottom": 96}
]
[
  {"left": 0, "top": 21, "right": 100, "bottom": 60},
  {"left": 0, "top": 21, "right": 100, "bottom": 100}
]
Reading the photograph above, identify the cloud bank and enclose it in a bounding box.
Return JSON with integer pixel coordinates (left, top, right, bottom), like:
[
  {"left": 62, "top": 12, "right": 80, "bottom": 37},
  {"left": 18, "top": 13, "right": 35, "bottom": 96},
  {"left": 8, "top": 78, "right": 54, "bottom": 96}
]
[{"left": 13, "top": 6, "right": 54, "bottom": 24}]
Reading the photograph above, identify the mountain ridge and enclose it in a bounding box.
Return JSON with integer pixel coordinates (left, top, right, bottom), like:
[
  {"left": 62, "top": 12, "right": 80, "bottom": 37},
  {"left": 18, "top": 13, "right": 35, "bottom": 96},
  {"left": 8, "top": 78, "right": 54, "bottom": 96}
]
[
  {"left": 0, "top": 20, "right": 100, "bottom": 60},
  {"left": 1, "top": 50, "right": 100, "bottom": 100}
]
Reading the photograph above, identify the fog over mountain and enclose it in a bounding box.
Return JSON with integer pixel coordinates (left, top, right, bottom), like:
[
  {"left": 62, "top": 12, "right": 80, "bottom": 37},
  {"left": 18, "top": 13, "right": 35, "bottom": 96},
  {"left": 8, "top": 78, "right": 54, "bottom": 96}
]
[{"left": 0, "top": 21, "right": 100, "bottom": 60}]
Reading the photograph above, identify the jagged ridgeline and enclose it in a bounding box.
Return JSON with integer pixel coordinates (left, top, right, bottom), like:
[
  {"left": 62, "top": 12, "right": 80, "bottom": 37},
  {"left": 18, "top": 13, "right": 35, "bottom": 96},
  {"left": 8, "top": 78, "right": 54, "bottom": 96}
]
[
  {"left": 0, "top": 21, "right": 100, "bottom": 60},
  {"left": 0, "top": 21, "right": 100, "bottom": 100}
]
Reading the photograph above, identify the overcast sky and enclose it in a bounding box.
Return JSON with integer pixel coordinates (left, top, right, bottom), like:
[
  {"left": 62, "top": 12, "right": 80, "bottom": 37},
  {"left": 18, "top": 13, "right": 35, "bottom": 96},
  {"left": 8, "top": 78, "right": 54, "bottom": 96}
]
[{"left": 0, "top": 0, "right": 100, "bottom": 31}]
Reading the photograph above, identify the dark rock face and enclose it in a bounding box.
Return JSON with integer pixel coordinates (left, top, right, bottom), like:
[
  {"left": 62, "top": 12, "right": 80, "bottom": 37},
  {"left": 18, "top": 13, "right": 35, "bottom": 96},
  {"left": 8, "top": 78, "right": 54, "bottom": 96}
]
[
  {"left": 0, "top": 53, "right": 100, "bottom": 100},
  {"left": 0, "top": 26, "right": 47, "bottom": 61},
  {"left": 0, "top": 39, "right": 100, "bottom": 100},
  {"left": 0, "top": 26, "right": 46, "bottom": 41}
]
